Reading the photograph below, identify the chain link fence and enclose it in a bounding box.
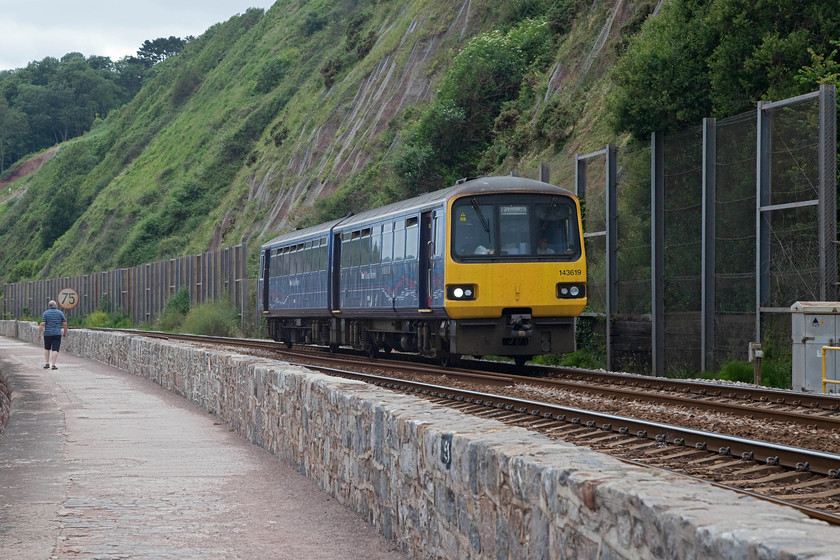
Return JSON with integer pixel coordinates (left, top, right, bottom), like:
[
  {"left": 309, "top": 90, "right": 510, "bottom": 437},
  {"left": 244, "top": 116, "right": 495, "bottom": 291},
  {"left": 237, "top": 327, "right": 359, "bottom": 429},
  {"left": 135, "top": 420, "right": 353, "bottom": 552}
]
[{"left": 578, "top": 85, "right": 836, "bottom": 378}]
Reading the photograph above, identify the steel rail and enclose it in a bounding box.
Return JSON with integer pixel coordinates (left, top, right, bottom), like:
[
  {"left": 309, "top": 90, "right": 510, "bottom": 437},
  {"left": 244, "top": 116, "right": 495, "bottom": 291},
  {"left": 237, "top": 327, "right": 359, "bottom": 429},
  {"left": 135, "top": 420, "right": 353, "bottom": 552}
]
[
  {"left": 303, "top": 364, "right": 840, "bottom": 477},
  {"left": 94, "top": 329, "right": 840, "bottom": 429},
  {"left": 521, "top": 376, "right": 840, "bottom": 431},
  {"left": 522, "top": 363, "right": 840, "bottom": 412}
]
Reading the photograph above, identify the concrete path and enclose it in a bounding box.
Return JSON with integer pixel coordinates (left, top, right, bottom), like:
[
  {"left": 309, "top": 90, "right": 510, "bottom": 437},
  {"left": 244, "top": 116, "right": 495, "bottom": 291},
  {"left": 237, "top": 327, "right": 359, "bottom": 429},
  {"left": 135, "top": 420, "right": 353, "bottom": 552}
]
[{"left": 0, "top": 336, "right": 407, "bottom": 560}]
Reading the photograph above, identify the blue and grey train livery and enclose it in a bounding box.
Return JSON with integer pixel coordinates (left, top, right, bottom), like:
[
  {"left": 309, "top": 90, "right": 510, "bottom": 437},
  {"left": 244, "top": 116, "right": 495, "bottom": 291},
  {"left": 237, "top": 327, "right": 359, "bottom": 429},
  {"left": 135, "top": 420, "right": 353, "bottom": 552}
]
[{"left": 259, "top": 176, "right": 587, "bottom": 365}]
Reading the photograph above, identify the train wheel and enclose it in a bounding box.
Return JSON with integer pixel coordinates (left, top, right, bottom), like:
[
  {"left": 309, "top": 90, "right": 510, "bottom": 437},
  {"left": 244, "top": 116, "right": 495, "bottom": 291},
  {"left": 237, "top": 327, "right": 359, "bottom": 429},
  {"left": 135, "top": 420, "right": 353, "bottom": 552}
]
[
  {"left": 514, "top": 355, "right": 531, "bottom": 367},
  {"left": 367, "top": 344, "right": 379, "bottom": 359}
]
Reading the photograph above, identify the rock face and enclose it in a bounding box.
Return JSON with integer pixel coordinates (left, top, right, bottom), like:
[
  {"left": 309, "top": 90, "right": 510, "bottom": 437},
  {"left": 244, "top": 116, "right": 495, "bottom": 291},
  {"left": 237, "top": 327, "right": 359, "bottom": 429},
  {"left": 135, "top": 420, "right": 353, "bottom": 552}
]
[{"left": 251, "top": 5, "right": 476, "bottom": 238}]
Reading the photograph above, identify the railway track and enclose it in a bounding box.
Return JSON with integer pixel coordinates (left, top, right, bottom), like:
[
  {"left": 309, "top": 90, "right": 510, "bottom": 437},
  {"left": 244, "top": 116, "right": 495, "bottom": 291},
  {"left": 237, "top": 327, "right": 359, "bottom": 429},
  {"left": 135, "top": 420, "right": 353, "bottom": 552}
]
[
  {"left": 319, "top": 367, "right": 840, "bottom": 525},
  {"left": 95, "top": 329, "right": 840, "bottom": 524}
]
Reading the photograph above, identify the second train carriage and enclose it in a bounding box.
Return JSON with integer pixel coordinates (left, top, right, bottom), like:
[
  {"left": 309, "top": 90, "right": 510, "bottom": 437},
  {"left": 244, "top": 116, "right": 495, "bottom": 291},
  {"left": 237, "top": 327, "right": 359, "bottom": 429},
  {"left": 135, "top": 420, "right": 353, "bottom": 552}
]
[{"left": 259, "top": 176, "right": 587, "bottom": 365}]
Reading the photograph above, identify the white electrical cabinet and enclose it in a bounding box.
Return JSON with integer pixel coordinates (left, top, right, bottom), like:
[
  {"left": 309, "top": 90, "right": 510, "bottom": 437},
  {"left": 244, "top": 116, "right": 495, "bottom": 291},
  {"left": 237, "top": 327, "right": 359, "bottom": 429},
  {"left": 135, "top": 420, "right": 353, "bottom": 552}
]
[{"left": 791, "top": 301, "right": 840, "bottom": 392}]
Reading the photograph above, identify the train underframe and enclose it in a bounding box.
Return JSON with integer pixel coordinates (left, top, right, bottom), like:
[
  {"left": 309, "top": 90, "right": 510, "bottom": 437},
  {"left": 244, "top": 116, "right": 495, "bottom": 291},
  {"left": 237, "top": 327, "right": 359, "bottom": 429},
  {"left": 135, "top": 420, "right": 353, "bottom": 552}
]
[{"left": 266, "top": 312, "right": 576, "bottom": 366}]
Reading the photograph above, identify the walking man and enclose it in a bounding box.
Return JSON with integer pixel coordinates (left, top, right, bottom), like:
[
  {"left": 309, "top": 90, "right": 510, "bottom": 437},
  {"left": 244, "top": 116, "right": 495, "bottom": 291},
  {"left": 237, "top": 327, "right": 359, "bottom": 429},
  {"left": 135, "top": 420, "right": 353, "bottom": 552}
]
[{"left": 37, "top": 300, "right": 68, "bottom": 370}]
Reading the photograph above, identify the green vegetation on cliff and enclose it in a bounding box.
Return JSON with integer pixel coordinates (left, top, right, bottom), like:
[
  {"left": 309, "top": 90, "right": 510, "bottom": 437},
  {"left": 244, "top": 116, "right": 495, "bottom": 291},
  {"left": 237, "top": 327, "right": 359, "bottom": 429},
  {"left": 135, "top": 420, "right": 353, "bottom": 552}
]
[{"left": 0, "top": 0, "right": 837, "bottom": 287}]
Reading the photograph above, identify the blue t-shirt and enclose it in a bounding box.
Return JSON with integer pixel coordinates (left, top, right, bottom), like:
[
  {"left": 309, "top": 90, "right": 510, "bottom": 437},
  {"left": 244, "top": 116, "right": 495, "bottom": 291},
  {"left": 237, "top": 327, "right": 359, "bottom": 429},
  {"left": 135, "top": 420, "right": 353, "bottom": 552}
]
[{"left": 41, "top": 308, "right": 67, "bottom": 336}]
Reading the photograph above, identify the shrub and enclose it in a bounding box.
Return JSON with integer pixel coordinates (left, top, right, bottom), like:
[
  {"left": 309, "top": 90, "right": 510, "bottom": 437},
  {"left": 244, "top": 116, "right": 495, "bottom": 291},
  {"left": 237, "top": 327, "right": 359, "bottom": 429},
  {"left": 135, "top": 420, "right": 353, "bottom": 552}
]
[
  {"left": 82, "top": 309, "right": 132, "bottom": 328},
  {"left": 8, "top": 259, "right": 37, "bottom": 282},
  {"left": 254, "top": 58, "right": 289, "bottom": 94},
  {"left": 704, "top": 359, "right": 791, "bottom": 389},
  {"left": 302, "top": 11, "right": 328, "bottom": 36},
  {"left": 182, "top": 298, "right": 241, "bottom": 337},
  {"left": 85, "top": 311, "right": 111, "bottom": 328},
  {"left": 172, "top": 68, "right": 202, "bottom": 105},
  {"left": 156, "top": 287, "right": 191, "bottom": 332}
]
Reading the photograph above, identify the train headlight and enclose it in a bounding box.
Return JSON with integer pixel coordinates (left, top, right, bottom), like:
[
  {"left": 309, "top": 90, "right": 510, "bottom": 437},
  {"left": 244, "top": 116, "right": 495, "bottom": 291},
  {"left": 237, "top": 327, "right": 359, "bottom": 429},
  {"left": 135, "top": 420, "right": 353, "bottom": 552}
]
[
  {"left": 447, "top": 284, "right": 476, "bottom": 300},
  {"left": 557, "top": 283, "right": 586, "bottom": 299}
]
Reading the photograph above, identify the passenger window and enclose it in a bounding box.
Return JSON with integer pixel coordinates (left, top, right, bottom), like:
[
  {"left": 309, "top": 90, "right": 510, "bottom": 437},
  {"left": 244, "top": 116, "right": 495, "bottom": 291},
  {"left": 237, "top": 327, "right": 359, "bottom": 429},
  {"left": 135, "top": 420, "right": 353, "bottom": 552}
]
[
  {"left": 405, "top": 220, "right": 418, "bottom": 260},
  {"left": 281, "top": 248, "right": 290, "bottom": 276},
  {"left": 381, "top": 228, "right": 393, "bottom": 263},
  {"left": 348, "top": 232, "right": 361, "bottom": 268},
  {"left": 433, "top": 215, "right": 444, "bottom": 257},
  {"left": 311, "top": 243, "right": 319, "bottom": 272},
  {"left": 290, "top": 248, "right": 298, "bottom": 275},
  {"left": 360, "top": 229, "right": 371, "bottom": 267},
  {"left": 341, "top": 233, "right": 351, "bottom": 268},
  {"left": 370, "top": 226, "right": 381, "bottom": 265},
  {"left": 393, "top": 222, "right": 405, "bottom": 262},
  {"left": 302, "top": 242, "right": 311, "bottom": 273}
]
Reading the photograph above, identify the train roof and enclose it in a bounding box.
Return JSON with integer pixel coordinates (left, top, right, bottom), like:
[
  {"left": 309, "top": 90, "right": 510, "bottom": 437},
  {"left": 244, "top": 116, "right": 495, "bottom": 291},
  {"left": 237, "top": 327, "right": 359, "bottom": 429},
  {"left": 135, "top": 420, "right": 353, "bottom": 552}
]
[
  {"left": 260, "top": 176, "right": 575, "bottom": 250},
  {"left": 261, "top": 217, "right": 346, "bottom": 249}
]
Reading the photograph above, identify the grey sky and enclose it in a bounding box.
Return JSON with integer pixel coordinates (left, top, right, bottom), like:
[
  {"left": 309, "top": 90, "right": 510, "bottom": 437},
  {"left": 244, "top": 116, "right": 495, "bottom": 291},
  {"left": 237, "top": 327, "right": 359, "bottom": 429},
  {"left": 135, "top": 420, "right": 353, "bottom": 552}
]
[{"left": 0, "top": 1, "right": 276, "bottom": 71}]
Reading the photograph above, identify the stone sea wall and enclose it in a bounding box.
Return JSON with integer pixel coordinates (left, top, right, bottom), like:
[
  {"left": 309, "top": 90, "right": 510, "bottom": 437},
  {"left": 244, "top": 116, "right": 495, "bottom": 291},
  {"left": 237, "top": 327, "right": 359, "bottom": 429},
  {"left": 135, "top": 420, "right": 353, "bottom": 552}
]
[{"left": 2, "top": 320, "right": 838, "bottom": 559}]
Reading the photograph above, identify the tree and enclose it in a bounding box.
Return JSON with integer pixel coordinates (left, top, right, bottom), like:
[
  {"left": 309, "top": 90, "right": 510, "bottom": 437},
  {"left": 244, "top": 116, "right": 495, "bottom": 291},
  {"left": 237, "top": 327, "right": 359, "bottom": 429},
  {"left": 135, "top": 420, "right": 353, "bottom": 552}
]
[
  {"left": 114, "top": 56, "right": 152, "bottom": 95},
  {"left": 609, "top": 0, "right": 840, "bottom": 138},
  {"left": 137, "top": 36, "right": 189, "bottom": 66},
  {"left": 0, "top": 46, "right": 150, "bottom": 171},
  {"left": 706, "top": 0, "right": 840, "bottom": 114},
  {"left": 608, "top": 0, "right": 716, "bottom": 139},
  {"left": 0, "top": 97, "right": 28, "bottom": 172}
]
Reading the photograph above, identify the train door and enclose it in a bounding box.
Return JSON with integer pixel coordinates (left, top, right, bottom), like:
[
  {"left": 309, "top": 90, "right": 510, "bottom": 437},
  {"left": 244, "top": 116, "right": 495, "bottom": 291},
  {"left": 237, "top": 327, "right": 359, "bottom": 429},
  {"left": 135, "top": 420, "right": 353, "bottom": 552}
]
[
  {"left": 420, "top": 212, "right": 433, "bottom": 309},
  {"left": 260, "top": 249, "right": 270, "bottom": 312},
  {"left": 432, "top": 209, "right": 444, "bottom": 306},
  {"left": 328, "top": 232, "right": 342, "bottom": 312}
]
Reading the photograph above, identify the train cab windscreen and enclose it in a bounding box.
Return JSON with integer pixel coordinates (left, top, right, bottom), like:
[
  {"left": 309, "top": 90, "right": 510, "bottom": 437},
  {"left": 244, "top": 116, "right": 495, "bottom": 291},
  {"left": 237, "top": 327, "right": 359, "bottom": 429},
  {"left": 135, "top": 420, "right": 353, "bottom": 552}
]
[{"left": 452, "top": 194, "right": 581, "bottom": 260}]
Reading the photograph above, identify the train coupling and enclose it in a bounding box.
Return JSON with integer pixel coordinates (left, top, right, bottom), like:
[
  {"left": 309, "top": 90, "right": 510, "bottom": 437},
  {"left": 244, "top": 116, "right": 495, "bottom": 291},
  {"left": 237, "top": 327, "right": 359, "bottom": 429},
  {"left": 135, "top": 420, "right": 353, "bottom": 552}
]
[{"left": 506, "top": 313, "right": 533, "bottom": 338}]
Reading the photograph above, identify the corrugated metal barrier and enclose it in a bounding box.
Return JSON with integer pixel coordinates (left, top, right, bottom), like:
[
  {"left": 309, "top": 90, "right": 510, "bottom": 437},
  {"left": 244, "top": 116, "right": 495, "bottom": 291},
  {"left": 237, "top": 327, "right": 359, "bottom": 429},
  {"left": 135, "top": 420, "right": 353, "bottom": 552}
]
[{"left": 2, "top": 243, "right": 248, "bottom": 326}]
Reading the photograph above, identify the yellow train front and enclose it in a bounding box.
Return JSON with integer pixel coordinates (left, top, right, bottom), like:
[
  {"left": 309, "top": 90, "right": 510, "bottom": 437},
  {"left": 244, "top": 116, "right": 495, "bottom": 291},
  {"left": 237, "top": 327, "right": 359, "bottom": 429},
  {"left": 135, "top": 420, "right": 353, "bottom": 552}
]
[
  {"left": 441, "top": 176, "right": 587, "bottom": 365},
  {"left": 259, "top": 175, "right": 587, "bottom": 366}
]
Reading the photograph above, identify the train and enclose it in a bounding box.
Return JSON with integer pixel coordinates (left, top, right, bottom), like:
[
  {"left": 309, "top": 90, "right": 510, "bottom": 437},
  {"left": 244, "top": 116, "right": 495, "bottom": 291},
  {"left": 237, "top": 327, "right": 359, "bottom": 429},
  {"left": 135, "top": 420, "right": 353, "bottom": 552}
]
[{"left": 258, "top": 175, "right": 587, "bottom": 366}]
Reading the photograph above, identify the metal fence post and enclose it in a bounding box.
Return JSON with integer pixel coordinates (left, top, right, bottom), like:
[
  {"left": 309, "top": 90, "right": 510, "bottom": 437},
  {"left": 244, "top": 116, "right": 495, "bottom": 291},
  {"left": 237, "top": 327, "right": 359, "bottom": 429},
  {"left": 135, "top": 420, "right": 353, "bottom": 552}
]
[
  {"left": 606, "top": 144, "right": 618, "bottom": 372},
  {"left": 651, "top": 132, "right": 665, "bottom": 377},
  {"left": 702, "top": 118, "right": 716, "bottom": 372},
  {"left": 819, "top": 84, "right": 837, "bottom": 302},
  {"left": 756, "top": 101, "right": 771, "bottom": 344}
]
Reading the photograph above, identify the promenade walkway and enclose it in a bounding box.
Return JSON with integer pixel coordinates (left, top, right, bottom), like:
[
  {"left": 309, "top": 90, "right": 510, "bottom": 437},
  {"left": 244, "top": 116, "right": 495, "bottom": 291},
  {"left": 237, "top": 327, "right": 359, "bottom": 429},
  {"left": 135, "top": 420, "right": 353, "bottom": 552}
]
[{"left": 0, "top": 336, "right": 406, "bottom": 559}]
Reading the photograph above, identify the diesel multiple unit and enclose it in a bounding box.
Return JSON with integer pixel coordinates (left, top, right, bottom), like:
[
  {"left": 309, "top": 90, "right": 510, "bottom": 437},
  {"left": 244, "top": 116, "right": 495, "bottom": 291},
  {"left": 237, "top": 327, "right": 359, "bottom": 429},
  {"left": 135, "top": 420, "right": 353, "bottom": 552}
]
[{"left": 259, "top": 176, "right": 587, "bottom": 365}]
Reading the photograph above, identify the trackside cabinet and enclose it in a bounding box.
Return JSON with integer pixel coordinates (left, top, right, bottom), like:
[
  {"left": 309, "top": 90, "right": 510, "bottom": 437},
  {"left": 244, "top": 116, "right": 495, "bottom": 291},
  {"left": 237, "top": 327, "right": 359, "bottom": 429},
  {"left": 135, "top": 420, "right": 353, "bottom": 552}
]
[{"left": 791, "top": 301, "right": 840, "bottom": 393}]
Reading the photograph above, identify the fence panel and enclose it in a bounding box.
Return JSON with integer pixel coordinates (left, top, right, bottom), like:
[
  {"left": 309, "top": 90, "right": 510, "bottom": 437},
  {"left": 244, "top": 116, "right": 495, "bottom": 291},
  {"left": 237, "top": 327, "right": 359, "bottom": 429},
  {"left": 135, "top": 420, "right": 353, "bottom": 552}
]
[
  {"left": 714, "top": 111, "right": 757, "bottom": 369},
  {"left": 663, "top": 125, "right": 703, "bottom": 373},
  {"left": 3, "top": 243, "right": 248, "bottom": 327}
]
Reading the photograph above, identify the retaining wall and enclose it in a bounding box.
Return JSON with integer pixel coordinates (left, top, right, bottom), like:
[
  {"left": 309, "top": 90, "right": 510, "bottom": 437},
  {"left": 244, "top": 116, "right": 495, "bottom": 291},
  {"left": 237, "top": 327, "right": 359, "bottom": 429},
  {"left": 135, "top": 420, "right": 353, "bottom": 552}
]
[{"left": 2, "top": 320, "right": 839, "bottom": 559}]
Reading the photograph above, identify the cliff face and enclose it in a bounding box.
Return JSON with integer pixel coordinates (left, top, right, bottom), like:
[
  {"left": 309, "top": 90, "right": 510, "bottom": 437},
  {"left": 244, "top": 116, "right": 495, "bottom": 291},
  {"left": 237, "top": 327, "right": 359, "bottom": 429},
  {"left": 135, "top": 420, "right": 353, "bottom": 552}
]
[
  {"left": 1, "top": 0, "right": 643, "bottom": 282},
  {"left": 239, "top": 1, "right": 481, "bottom": 243}
]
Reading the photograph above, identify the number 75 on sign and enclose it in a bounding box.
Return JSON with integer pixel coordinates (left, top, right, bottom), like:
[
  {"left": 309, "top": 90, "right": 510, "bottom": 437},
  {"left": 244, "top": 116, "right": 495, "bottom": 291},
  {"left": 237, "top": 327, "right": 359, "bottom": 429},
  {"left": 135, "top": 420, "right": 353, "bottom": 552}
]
[{"left": 58, "top": 287, "right": 79, "bottom": 310}]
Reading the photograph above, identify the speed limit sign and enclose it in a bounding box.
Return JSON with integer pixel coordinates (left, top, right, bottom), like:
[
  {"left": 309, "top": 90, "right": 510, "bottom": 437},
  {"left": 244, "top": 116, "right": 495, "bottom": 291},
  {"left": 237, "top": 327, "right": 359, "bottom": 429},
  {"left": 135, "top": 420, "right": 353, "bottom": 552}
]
[{"left": 57, "top": 287, "right": 79, "bottom": 310}]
